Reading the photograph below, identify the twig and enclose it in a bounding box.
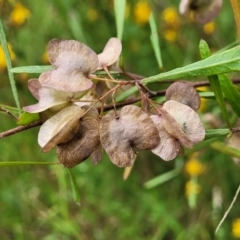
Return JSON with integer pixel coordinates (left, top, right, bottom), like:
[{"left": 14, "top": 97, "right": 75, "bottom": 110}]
[
  {"left": 0, "top": 120, "right": 42, "bottom": 139},
  {"left": 231, "top": 127, "right": 240, "bottom": 133},
  {"left": 0, "top": 107, "right": 18, "bottom": 120},
  {"left": 1, "top": 79, "right": 240, "bottom": 138}
]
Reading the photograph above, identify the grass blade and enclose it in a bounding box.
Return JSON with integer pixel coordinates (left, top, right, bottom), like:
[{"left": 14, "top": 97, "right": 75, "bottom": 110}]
[
  {"left": 211, "top": 141, "right": 240, "bottom": 159},
  {"left": 144, "top": 168, "right": 181, "bottom": 189},
  {"left": 149, "top": 13, "right": 163, "bottom": 69},
  {"left": 219, "top": 74, "right": 240, "bottom": 117},
  {"left": 67, "top": 169, "right": 81, "bottom": 205},
  {"left": 0, "top": 20, "right": 21, "bottom": 115},
  {"left": 199, "top": 39, "right": 230, "bottom": 127},
  {"left": 114, "top": 0, "right": 126, "bottom": 40}
]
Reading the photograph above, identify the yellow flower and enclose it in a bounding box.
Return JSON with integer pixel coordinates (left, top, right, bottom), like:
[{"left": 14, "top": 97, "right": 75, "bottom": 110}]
[
  {"left": 9, "top": 3, "right": 30, "bottom": 26},
  {"left": 134, "top": 1, "right": 151, "bottom": 25},
  {"left": 197, "top": 86, "right": 209, "bottom": 112},
  {"left": 232, "top": 218, "right": 240, "bottom": 238},
  {"left": 203, "top": 22, "right": 215, "bottom": 35},
  {"left": 87, "top": 9, "right": 99, "bottom": 22},
  {"left": 163, "top": 29, "right": 177, "bottom": 42},
  {"left": 185, "top": 180, "right": 201, "bottom": 196},
  {"left": 162, "top": 7, "right": 180, "bottom": 29},
  {"left": 185, "top": 153, "right": 205, "bottom": 176},
  {"left": 0, "top": 43, "right": 15, "bottom": 70},
  {"left": 41, "top": 49, "right": 49, "bottom": 64}
]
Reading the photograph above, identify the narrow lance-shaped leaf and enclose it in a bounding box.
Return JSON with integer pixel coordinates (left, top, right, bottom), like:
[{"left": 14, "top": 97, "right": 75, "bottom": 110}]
[
  {"left": 219, "top": 74, "right": 240, "bottom": 117},
  {"left": 67, "top": 169, "right": 81, "bottom": 205},
  {"left": 10, "top": 65, "right": 53, "bottom": 73},
  {"left": 0, "top": 20, "right": 21, "bottom": 115},
  {"left": 211, "top": 141, "right": 240, "bottom": 159},
  {"left": 114, "top": 0, "right": 126, "bottom": 41},
  {"left": 199, "top": 39, "right": 230, "bottom": 127},
  {"left": 142, "top": 45, "right": 240, "bottom": 84},
  {"left": 144, "top": 168, "right": 181, "bottom": 189},
  {"left": 149, "top": 13, "right": 163, "bottom": 69},
  {"left": 204, "top": 129, "right": 231, "bottom": 139}
]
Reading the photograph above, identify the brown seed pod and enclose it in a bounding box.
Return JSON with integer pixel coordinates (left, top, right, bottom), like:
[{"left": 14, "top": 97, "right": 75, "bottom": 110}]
[
  {"left": 151, "top": 115, "right": 181, "bottom": 161},
  {"left": 179, "top": 0, "right": 222, "bottom": 25},
  {"left": 38, "top": 105, "right": 85, "bottom": 152},
  {"left": 27, "top": 79, "right": 41, "bottom": 100},
  {"left": 47, "top": 39, "right": 99, "bottom": 72},
  {"left": 165, "top": 81, "right": 200, "bottom": 111},
  {"left": 160, "top": 100, "right": 205, "bottom": 148},
  {"left": 97, "top": 38, "right": 122, "bottom": 70},
  {"left": 91, "top": 145, "right": 103, "bottom": 165},
  {"left": 39, "top": 39, "right": 99, "bottom": 92},
  {"left": 100, "top": 105, "right": 160, "bottom": 167},
  {"left": 57, "top": 107, "right": 100, "bottom": 168}
]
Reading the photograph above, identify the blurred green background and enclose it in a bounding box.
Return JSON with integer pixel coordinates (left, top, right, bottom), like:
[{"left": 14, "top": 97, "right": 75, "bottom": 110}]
[{"left": 1, "top": 0, "right": 240, "bottom": 239}]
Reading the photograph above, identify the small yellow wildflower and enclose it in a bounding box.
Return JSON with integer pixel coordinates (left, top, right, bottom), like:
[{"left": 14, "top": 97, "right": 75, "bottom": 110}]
[
  {"left": 9, "top": 3, "right": 30, "bottom": 26},
  {"left": 134, "top": 1, "right": 151, "bottom": 25},
  {"left": 0, "top": 43, "right": 15, "bottom": 70},
  {"left": 41, "top": 49, "right": 49, "bottom": 64},
  {"left": 162, "top": 7, "right": 180, "bottom": 29},
  {"left": 163, "top": 29, "right": 177, "bottom": 42},
  {"left": 197, "top": 86, "right": 209, "bottom": 112},
  {"left": 185, "top": 153, "right": 205, "bottom": 176},
  {"left": 203, "top": 22, "right": 215, "bottom": 35},
  {"left": 185, "top": 180, "right": 201, "bottom": 196},
  {"left": 232, "top": 218, "right": 240, "bottom": 238},
  {"left": 87, "top": 9, "right": 99, "bottom": 22}
]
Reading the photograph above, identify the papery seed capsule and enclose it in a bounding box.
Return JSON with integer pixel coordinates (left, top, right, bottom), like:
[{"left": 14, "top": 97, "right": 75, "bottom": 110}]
[
  {"left": 165, "top": 81, "right": 200, "bottom": 111},
  {"left": 100, "top": 105, "right": 160, "bottom": 167},
  {"left": 57, "top": 107, "right": 100, "bottom": 168}
]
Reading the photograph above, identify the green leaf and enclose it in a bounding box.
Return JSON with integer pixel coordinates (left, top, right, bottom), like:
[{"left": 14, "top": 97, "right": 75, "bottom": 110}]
[
  {"left": 67, "top": 169, "right": 81, "bottom": 205},
  {"left": 199, "top": 91, "right": 215, "bottom": 98},
  {"left": 149, "top": 13, "right": 163, "bottom": 69},
  {"left": 199, "top": 39, "right": 230, "bottom": 127},
  {"left": 144, "top": 168, "right": 181, "bottom": 189},
  {"left": 0, "top": 20, "right": 21, "bottom": 115},
  {"left": 185, "top": 137, "right": 223, "bottom": 155},
  {"left": 211, "top": 141, "right": 240, "bottom": 159},
  {"left": 142, "top": 45, "right": 240, "bottom": 84},
  {"left": 204, "top": 129, "right": 231, "bottom": 139},
  {"left": 219, "top": 74, "right": 240, "bottom": 117},
  {"left": 17, "top": 112, "right": 40, "bottom": 125},
  {"left": 114, "top": 0, "right": 126, "bottom": 41},
  {"left": 116, "top": 85, "right": 138, "bottom": 102},
  {"left": 10, "top": 65, "right": 53, "bottom": 73}
]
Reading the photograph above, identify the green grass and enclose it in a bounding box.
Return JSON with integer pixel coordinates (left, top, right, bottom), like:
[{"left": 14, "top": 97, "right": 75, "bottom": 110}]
[{"left": 0, "top": 0, "right": 239, "bottom": 239}]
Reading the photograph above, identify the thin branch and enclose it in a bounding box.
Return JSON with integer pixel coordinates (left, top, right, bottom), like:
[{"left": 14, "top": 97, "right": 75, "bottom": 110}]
[
  {"left": 1, "top": 79, "right": 240, "bottom": 138},
  {"left": 0, "top": 120, "right": 42, "bottom": 139},
  {"left": 231, "top": 127, "right": 240, "bottom": 133},
  {"left": 0, "top": 107, "right": 18, "bottom": 120}
]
